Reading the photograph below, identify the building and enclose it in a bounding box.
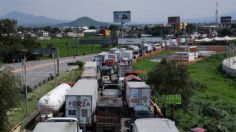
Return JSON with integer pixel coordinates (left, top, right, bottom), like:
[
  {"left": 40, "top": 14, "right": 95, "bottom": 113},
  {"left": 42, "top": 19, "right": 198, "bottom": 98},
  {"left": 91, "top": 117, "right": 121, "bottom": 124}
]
[
  {"left": 171, "top": 52, "right": 198, "bottom": 62},
  {"left": 99, "top": 29, "right": 111, "bottom": 36}
]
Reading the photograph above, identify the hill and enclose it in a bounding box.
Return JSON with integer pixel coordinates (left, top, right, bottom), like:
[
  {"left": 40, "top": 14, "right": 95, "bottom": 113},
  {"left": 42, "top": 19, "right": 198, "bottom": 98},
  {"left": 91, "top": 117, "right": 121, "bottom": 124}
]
[
  {"left": 0, "top": 11, "right": 68, "bottom": 27},
  {"left": 57, "top": 17, "right": 110, "bottom": 28}
]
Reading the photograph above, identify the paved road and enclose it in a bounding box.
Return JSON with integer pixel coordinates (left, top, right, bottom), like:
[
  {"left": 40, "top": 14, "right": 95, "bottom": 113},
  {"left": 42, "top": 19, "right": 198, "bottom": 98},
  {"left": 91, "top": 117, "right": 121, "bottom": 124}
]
[{"left": 5, "top": 54, "right": 96, "bottom": 89}]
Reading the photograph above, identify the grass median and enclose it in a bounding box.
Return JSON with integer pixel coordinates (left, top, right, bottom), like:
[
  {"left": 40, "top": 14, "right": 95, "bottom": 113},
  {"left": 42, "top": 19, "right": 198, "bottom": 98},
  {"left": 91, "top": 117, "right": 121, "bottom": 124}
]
[{"left": 8, "top": 68, "right": 82, "bottom": 130}]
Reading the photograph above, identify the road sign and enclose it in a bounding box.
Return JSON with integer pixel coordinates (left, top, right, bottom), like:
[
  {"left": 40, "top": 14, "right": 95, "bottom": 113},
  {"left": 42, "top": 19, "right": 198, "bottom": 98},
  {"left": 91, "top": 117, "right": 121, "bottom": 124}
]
[
  {"left": 155, "top": 94, "right": 182, "bottom": 105},
  {"left": 221, "top": 16, "right": 232, "bottom": 24},
  {"left": 113, "top": 11, "right": 131, "bottom": 23}
]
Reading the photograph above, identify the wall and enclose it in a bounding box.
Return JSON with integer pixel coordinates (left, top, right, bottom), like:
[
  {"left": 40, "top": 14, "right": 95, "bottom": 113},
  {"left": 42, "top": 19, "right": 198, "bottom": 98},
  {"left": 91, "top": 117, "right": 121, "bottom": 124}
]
[{"left": 222, "top": 57, "right": 236, "bottom": 77}]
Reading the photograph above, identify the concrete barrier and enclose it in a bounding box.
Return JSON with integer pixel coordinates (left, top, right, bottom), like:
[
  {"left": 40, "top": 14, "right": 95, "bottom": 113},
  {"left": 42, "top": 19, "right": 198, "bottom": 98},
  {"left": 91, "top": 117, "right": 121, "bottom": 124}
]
[{"left": 222, "top": 56, "right": 236, "bottom": 77}]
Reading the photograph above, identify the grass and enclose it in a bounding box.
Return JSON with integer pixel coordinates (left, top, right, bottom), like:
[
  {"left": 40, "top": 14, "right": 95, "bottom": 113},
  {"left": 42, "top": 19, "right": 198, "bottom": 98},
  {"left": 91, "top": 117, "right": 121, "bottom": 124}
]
[
  {"left": 188, "top": 53, "right": 236, "bottom": 107},
  {"left": 37, "top": 38, "right": 112, "bottom": 57},
  {"left": 133, "top": 51, "right": 236, "bottom": 131},
  {"left": 133, "top": 50, "right": 176, "bottom": 79},
  {"left": 8, "top": 68, "right": 82, "bottom": 130}
]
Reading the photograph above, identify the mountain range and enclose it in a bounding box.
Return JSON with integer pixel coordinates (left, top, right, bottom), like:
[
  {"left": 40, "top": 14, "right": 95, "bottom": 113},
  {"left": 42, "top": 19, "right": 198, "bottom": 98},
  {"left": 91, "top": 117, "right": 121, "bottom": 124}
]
[
  {"left": 1, "top": 11, "right": 236, "bottom": 27},
  {"left": 57, "top": 17, "right": 110, "bottom": 27},
  {"left": 0, "top": 11, "right": 69, "bottom": 26}
]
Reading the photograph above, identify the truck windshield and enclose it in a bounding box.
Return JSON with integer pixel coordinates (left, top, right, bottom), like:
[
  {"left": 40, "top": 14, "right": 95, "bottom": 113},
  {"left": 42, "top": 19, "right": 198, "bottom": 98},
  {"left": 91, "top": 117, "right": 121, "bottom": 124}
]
[{"left": 104, "top": 85, "right": 119, "bottom": 89}]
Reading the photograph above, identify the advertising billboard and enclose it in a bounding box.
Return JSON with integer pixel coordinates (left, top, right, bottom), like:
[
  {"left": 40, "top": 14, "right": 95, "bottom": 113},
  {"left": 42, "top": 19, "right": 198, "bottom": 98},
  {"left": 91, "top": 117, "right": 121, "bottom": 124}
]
[
  {"left": 113, "top": 11, "right": 131, "bottom": 23},
  {"left": 221, "top": 16, "right": 232, "bottom": 24},
  {"left": 168, "top": 16, "right": 180, "bottom": 24}
]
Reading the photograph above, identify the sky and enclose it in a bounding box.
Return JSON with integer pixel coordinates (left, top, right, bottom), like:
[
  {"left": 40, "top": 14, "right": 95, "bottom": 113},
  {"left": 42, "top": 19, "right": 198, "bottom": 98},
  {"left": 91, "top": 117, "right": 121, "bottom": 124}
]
[{"left": 0, "top": 0, "right": 236, "bottom": 23}]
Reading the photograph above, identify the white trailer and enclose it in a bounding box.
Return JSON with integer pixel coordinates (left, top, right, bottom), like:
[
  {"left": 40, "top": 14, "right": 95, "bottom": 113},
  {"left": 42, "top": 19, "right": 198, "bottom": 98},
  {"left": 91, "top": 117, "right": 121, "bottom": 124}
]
[
  {"left": 133, "top": 118, "right": 179, "bottom": 132},
  {"left": 94, "top": 52, "right": 109, "bottom": 67},
  {"left": 144, "top": 43, "right": 153, "bottom": 53},
  {"left": 107, "top": 54, "right": 118, "bottom": 63},
  {"left": 37, "top": 83, "right": 71, "bottom": 119},
  {"left": 126, "top": 82, "right": 151, "bottom": 108},
  {"left": 84, "top": 61, "right": 97, "bottom": 71},
  {"left": 122, "top": 50, "right": 133, "bottom": 62},
  {"left": 65, "top": 79, "right": 98, "bottom": 127},
  {"left": 109, "top": 47, "right": 119, "bottom": 54}
]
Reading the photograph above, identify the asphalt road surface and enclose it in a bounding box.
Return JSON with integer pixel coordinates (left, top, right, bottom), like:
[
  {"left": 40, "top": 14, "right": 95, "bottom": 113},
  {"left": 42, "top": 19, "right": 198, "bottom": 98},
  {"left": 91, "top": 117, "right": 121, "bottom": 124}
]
[{"left": 5, "top": 54, "right": 96, "bottom": 89}]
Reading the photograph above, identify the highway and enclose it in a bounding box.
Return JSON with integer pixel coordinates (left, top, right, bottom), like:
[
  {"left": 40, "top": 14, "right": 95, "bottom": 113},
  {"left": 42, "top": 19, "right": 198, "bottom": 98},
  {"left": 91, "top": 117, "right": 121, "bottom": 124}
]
[{"left": 5, "top": 54, "right": 96, "bottom": 89}]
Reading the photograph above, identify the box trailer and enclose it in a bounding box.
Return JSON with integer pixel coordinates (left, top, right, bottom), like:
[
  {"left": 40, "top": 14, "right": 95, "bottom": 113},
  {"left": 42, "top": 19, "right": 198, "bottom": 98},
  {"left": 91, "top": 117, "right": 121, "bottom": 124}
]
[
  {"left": 84, "top": 61, "right": 97, "bottom": 71},
  {"left": 126, "top": 82, "right": 151, "bottom": 108},
  {"left": 118, "top": 64, "right": 133, "bottom": 77},
  {"left": 94, "top": 52, "right": 109, "bottom": 67},
  {"left": 65, "top": 79, "right": 98, "bottom": 128},
  {"left": 132, "top": 118, "right": 179, "bottom": 132}
]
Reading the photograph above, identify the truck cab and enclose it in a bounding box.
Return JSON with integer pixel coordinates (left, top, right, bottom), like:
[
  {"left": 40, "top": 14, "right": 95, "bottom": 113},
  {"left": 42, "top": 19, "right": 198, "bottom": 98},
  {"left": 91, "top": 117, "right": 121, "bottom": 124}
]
[{"left": 133, "top": 105, "right": 153, "bottom": 119}]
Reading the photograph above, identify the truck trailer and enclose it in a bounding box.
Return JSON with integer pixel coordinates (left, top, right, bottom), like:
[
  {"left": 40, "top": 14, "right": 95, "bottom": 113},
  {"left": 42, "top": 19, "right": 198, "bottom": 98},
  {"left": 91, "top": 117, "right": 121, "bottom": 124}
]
[
  {"left": 126, "top": 81, "right": 151, "bottom": 108},
  {"left": 65, "top": 79, "right": 98, "bottom": 130}
]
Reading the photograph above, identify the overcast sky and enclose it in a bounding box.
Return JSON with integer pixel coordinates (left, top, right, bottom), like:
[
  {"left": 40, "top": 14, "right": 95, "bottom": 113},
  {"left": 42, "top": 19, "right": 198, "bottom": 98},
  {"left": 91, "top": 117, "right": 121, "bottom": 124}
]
[{"left": 0, "top": 0, "right": 236, "bottom": 22}]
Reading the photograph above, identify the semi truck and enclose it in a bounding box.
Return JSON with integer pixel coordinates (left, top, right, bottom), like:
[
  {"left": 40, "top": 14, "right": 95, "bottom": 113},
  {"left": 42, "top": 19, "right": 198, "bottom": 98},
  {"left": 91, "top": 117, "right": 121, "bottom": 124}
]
[
  {"left": 126, "top": 81, "right": 152, "bottom": 119},
  {"left": 65, "top": 79, "right": 98, "bottom": 130}
]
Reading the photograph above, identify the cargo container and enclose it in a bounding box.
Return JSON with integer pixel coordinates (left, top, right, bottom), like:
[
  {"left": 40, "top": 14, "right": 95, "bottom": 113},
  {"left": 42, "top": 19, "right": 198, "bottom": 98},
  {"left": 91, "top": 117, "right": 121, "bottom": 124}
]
[
  {"left": 118, "top": 64, "right": 133, "bottom": 77},
  {"left": 65, "top": 79, "right": 98, "bottom": 129},
  {"left": 121, "top": 50, "right": 133, "bottom": 62},
  {"left": 81, "top": 69, "right": 97, "bottom": 79},
  {"left": 94, "top": 52, "right": 109, "bottom": 67},
  {"left": 84, "top": 61, "right": 97, "bottom": 71},
  {"left": 109, "top": 47, "right": 119, "bottom": 54},
  {"left": 132, "top": 118, "right": 179, "bottom": 132},
  {"left": 126, "top": 82, "right": 151, "bottom": 108}
]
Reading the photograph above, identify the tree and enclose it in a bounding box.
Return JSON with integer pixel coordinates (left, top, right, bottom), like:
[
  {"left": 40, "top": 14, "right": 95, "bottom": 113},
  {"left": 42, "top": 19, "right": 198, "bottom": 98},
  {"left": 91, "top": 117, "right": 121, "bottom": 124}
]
[
  {"left": 89, "top": 26, "right": 96, "bottom": 29},
  {"left": 147, "top": 58, "right": 193, "bottom": 108},
  {"left": 108, "top": 24, "right": 119, "bottom": 31},
  {"left": 186, "top": 24, "right": 196, "bottom": 34},
  {"left": 218, "top": 28, "right": 233, "bottom": 37},
  {"left": 0, "top": 68, "right": 21, "bottom": 132}
]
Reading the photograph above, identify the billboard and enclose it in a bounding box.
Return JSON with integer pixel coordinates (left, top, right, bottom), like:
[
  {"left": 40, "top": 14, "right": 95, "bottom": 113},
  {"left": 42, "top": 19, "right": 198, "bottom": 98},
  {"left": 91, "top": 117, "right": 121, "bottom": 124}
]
[
  {"left": 221, "top": 16, "right": 232, "bottom": 24},
  {"left": 113, "top": 11, "right": 131, "bottom": 23},
  {"left": 168, "top": 16, "right": 180, "bottom": 24}
]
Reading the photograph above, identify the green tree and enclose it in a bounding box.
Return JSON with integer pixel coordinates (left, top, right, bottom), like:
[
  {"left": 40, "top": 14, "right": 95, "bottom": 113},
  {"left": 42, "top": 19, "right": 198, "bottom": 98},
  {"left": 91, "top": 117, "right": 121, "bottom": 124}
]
[
  {"left": 89, "top": 26, "right": 96, "bottom": 29},
  {"left": 186, "top": 24, "right": 196, "bottom": 34},
  {"left": 147, "top": 58, "right": 193, "bottom": 108},
  {"left": 108, "top": 24, "right": 119, "bottom": 31},
  {"left": 0, "top": 68, "right": 21, "bottom": 132}
]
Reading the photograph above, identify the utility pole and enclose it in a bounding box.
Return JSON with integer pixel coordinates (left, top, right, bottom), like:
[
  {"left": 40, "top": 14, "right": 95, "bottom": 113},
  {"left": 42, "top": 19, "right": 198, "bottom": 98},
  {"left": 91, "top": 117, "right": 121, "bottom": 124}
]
[
  {"left": 22, "top": 56, "right": 28, "bottom": 116},
  {"left": 56, "top": 48, "right": 60, "bottom": 76},
  {"left": 76, "top": 37, "right": 79, "bottom": 56}
]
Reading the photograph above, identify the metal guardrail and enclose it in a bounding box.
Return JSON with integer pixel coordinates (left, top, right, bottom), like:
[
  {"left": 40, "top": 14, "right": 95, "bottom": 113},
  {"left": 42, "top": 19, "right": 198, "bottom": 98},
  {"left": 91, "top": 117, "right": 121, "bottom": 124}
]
[
  {"left": 21, "top": 110, "right": 40, "bottom": 127},
  {"left": 10, "top": 110, "right": 40, "bottom": 132}
]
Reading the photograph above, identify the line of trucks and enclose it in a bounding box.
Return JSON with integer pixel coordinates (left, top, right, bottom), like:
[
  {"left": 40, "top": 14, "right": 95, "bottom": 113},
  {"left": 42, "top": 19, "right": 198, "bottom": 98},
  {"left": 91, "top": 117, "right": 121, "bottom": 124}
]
[{"left": 34, "top": 44, "right": 179, "bottom": 132}]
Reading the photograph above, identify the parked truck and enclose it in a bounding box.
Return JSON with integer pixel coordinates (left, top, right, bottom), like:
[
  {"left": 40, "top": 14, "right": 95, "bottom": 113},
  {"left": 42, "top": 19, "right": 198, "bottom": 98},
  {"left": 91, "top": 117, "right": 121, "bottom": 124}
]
[
  {"left": 118, "top": 64, "right": 133, "bottom": 77},
  {"left": 126, "top": 81, "right": 153, "bottom": 119},
  {"left": 65, "top": 79, "right": 98, "bottom": 130},
  {"left": 94, "top": 52, "right": 109, "bottom": 67}
]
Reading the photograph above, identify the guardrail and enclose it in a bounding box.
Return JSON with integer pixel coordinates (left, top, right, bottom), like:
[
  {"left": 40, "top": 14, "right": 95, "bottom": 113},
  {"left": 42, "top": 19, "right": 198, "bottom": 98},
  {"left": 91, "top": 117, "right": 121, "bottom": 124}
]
[{"left": 10, "top": 110, "right": 40, "bottom": 132}]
